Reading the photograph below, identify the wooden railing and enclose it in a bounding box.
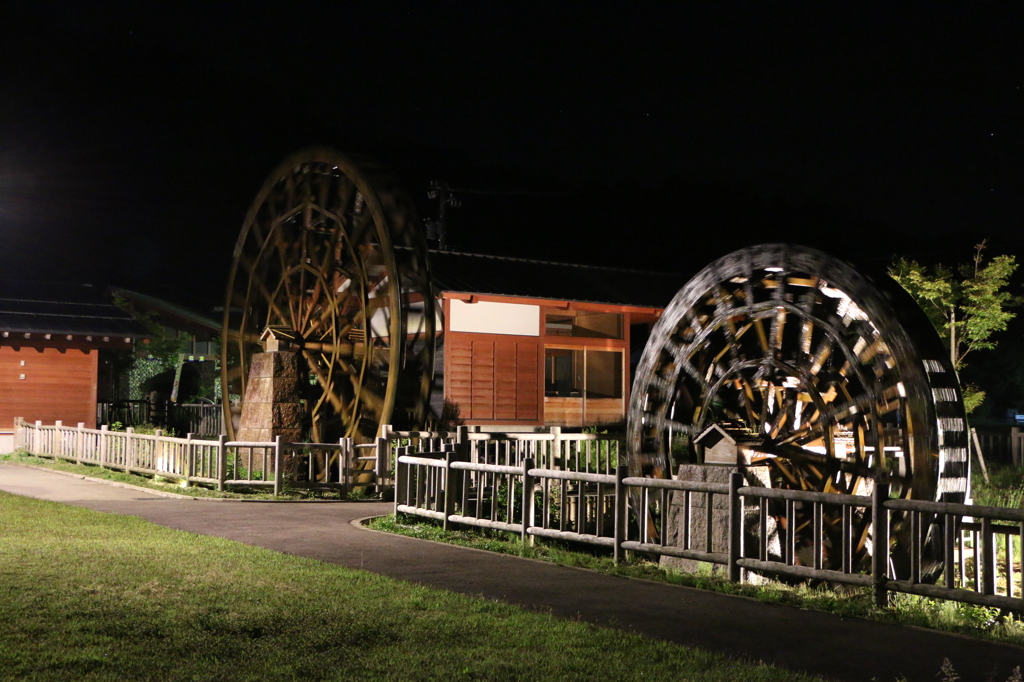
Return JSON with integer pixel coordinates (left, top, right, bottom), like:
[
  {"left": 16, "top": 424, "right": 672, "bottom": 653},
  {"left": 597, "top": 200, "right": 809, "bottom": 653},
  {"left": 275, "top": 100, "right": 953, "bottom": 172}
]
[
  {"left": 96, "top": 400, "right": 225, "bottom": 436},
  {"left": 973, "top": 426, "right": 1024, "bottom": 466},
  {"left": 395, "top": 444, "right": 1024, "bottom": 611},
  {"left": 380, "top": 425, "right": 621, "bottom": 475},
  {"left": 14, "top": 418, "right": 370, "bottom": 495}
]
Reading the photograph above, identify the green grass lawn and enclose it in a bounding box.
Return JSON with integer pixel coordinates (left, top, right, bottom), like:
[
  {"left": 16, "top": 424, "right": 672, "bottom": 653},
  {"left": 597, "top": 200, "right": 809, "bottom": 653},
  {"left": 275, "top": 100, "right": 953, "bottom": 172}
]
[{"left": 0, "top": 491, "right": 819, "bottom": 681}]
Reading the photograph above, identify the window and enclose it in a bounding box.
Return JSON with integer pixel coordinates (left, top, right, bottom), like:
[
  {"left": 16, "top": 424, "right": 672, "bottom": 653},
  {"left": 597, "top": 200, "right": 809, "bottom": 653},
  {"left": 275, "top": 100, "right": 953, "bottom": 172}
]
[
  {"left": 545, "top": 348, "right": 622, "bottom": 399},
  {"left": 545, "top": 348, "right": 583, "bottom": 397},
  {"left": 585, "top": 350, "right": 623, "bottom": 399},
  {"left": 545, "top": 311, "right": 623, "bottom": 339}
]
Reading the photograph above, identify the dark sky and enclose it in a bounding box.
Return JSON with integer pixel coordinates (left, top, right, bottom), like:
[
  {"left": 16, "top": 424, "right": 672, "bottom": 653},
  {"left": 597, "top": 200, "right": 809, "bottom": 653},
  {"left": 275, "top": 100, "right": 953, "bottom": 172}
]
[{"left": 2, "top": 3, "right": 1022, "bottom": 310}]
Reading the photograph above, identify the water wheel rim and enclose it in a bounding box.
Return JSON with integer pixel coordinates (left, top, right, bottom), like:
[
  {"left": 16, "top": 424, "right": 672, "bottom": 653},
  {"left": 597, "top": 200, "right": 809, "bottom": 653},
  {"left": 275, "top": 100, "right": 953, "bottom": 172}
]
[
  {"left": 627, "top": 244, "right": 967, "bottom": 573},
  {"left": 221, "top": 147, "right": 434, "bottom": 444}
]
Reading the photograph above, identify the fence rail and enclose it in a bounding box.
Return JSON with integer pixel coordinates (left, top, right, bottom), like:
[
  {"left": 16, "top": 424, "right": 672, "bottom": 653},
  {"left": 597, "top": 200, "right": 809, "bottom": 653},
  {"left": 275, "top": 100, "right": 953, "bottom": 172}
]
[{"left": 395, "top": 443, "right": 1024, "bottom": 611}]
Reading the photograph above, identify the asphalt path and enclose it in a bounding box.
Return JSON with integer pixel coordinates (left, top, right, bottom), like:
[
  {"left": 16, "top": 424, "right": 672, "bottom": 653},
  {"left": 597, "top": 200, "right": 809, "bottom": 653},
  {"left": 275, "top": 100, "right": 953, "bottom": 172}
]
[{"left": 2, "top": 463, "right": 1022, "bottom": 682}]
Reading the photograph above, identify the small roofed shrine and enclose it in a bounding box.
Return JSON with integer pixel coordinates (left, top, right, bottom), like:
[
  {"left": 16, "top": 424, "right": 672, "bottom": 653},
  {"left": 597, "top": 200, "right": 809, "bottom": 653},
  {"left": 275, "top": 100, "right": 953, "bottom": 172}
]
[{"left": 0, "top": 281, "right": 150, "bottom": 450}]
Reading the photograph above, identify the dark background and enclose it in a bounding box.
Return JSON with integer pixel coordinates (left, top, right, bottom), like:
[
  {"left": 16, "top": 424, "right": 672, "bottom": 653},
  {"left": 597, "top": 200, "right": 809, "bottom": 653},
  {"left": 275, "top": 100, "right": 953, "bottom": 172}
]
[{"left": 3, "top": 4, "right": 1022, "bottom": 403}]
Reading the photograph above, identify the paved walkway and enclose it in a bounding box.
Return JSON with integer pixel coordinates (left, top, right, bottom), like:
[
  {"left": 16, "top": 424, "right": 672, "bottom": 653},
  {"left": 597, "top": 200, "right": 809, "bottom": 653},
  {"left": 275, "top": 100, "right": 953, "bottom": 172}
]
[{"left": 2, "top": 463, "right": 1022, "bottom": 682}]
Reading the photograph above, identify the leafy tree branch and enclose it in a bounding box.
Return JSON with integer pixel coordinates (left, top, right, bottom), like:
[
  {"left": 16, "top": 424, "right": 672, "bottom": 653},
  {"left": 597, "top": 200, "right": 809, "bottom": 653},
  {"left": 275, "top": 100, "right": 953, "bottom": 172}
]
[{"left": 889, "top": 240, "right": 1018, "bottom": 413}]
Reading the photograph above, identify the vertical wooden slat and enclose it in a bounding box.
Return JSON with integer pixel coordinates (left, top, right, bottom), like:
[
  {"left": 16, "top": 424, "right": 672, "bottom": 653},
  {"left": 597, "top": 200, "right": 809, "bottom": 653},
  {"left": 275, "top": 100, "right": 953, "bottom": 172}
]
[
  {"left": 910, "top": 511, "right": 921, "bottom": 585},
  {"left": 682, "top": 490, "right": 691, "bottom": 550},
  {"left": 812, "top": 501, "right": 823, "bottom": 571},
  {"left": 614, "top": 465, "right": 627, "bottom": 564},
  {"left": 872, "top": 482, "right": 890, "bottom": 608},
  {"left": 982, "top": 517, "right": 996, "bottom": 595},
  {"left": 944, "top": 513, "right": 957, "bottom": 589}
]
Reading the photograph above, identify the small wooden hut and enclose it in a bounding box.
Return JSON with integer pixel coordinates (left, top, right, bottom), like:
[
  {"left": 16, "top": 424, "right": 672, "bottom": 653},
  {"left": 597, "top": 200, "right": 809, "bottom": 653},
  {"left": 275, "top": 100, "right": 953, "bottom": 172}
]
[
  {"left": 0, "top": 281, "right": 150, "bottom": 451},
  {"left": 429, "top": 251, "right": 686, "bottom": 428}
]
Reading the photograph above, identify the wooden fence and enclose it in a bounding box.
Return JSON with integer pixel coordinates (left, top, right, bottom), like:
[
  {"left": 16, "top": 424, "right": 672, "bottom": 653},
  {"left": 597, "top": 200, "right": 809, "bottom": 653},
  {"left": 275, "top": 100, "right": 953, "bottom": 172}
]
[
  {"left": 96, "top": 400, "right": 225, "bottom": 437},
  {"left": 395, "top": 443, "right": 1024, "bottom": 611},
  {"left": 380, "top": 425, "right": 620, "bottom": 475},
  {"left": 974, "top": 426, "right": 1024, "bottom": 467},
  {"left": 14, "top": 418, "right": 377, "bottom": 495}
]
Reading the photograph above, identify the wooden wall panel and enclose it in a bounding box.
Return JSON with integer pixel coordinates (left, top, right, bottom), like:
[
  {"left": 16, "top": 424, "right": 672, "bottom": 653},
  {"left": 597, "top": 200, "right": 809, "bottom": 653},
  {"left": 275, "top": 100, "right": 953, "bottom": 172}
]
[
  {"left": 0, "top": 346, "right": 99, "bottom": 429},
  {"left": 444, "top": 333, "right": 542, "bottom": 424},
  {"left": 516, "top": 344, "right": 539, "bottom": 420},
  {"left": 543, "top": 397, "right": 623, "bottom": 428},
  {"left": 494, "top": 343, "right": 518, "bottom": 421},
  {"left": 471, "top": 342, "right": 495, "bottom": 420}
]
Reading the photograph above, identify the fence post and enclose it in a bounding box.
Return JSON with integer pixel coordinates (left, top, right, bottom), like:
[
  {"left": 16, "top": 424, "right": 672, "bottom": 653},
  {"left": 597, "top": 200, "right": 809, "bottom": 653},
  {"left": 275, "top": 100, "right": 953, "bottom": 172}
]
[
  {"left": 13, "top": 417, "right": 22, "bottom": 451},
  {"left": 393, "top": 445, "right": 403, "bottom": 515},
  {"left": 1013, "top": 426, "right": 1022, "bottom": 468},
  {"left": 76, "top": 423, "right": 85, "bottom": 465},
  {"left": 550, "top": 425, "right": 562, "bottom": 469},
  {"left": 728, "top": 471, "right": 743, "bottom": 583},
  {"left": 521, "top": 457, "right": 535, "bottom": 544},
  {"left": 456, "top": 424, "right": 469, "bottom": 463},
  {"left": 337, "top": 437, "right": 346, "bottom": 492},
  {"left": 125, "top": 427, "right": 134, "bottom": 473},
  {"left": 872, "top": 481, "right": 891, "bottom": 607},
  {"left": 981, "top": 517, "right": 996, "bottom": 595},
  {"left": 154, "top": 429, "right": 163, "bottom": 475},
  {"left": 273, "top": 435, "right": 283, "bottom": 496},
  {"left": 614, "top": 464, "right": 628, "bottom": 564},
  {"left": 99, "top": 425, "right": 109, "bottom": 467},
  {"left": 443, "top": 448, "right": 457, "bottom": 531},
  {"left": 186, "top": 433, "right": 195, "bottom": 486},
  {"left": 217, "top": 434, "right": 227, "bottom": 492},
  {"left": 375, "top": 436, "right": 387, "bottom": 493}
]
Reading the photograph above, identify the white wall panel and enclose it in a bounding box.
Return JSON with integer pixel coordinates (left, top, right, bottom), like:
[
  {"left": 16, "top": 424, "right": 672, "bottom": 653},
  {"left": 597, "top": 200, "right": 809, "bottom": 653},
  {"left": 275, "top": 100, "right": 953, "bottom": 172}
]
[{"left": 449, "top": 300, "right": 540, "bottom": 336}]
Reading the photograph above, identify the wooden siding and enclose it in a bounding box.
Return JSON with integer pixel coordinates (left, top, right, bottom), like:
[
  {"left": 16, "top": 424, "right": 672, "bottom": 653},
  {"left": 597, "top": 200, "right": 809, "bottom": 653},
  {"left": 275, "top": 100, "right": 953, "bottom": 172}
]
[
  {"left": 446, "top": 335, "right": 541, "bottom": 423},
  {"left": 544, "top": 397, "right": 624, "bottom": 428},
  {"left": 0, "top": 346, "right": 99, "bottom": 429}
]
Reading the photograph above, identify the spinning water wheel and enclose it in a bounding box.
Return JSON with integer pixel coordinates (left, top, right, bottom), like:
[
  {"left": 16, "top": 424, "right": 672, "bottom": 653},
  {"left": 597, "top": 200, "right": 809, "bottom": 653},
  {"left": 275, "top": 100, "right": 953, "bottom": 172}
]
[
  {"left": 222, "top": 148, "right": 435, "bottom": 443},
  {"left": 627, "top": 244, "right": 968, "bottom": 575}
]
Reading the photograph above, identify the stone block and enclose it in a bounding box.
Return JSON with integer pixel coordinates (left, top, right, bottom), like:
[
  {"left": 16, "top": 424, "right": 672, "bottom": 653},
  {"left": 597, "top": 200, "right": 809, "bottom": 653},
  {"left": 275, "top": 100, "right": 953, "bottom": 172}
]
[
  {"left": 660, "top": 463, "right": 774, "bottom": 576},
  {"left": 246, "top": 351, "right": 304, "bottom": 379},
  {"left": 238, "top": 402, "right": 272, "bottom": 428},
  {"left": 273, "top": 403, "right": 305, "bottom": 428}
]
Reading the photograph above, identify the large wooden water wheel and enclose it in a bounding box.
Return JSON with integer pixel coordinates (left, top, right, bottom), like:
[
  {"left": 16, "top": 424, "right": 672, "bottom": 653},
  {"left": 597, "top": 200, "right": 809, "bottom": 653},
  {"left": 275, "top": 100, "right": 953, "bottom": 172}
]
[
  {"left": 627, "top": 244, "right": 969, "bottom": 576},
  {"left": 221, "top": 148, "right": 435, "bottom": 443}
]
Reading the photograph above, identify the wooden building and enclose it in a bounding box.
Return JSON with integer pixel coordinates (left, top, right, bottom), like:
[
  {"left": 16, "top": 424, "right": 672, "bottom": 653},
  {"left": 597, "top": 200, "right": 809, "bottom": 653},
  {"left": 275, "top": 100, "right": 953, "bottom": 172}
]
[
  {"left": 0, "top": 282, "right": 150, "bottom": 452},
  {"left": 429, "top": 252, "right": 686, "bottom": 428}
]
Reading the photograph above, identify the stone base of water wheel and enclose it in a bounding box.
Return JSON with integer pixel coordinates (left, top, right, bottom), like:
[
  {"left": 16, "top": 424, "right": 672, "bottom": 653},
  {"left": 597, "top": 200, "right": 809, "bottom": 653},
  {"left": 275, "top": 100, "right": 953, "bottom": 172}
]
[
  {"left": 660, "top": 463, "right": 777, "bottom": 582},
  {"left": 236, "top": 351, "right": 306, "bottom": 471}
]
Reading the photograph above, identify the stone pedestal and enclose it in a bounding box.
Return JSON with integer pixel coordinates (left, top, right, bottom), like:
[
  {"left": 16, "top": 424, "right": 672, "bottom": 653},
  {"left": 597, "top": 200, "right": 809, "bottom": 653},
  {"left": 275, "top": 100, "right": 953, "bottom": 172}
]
[
  {"left": 660, "top": 463, "right": 776, "bottom": 577},
  {"left": 236, "top": 351, "right": 306, "bottom": 445}
]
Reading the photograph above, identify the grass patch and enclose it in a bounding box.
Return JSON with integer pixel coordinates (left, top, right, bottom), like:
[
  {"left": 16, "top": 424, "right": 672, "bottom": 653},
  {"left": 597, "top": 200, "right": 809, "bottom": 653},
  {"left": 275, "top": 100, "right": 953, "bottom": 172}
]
[
  {"left": 0, "top": 452, "right": 352, "bottom": 500},
  {"left": 972, "top": 465, "right": 1024, "bottom": 508},
  {"left": 0, "top": 492, "right": 818, "bottom": 681},
  {"left": 369, "top": 514, "right": 1024, "bottom": 649}
]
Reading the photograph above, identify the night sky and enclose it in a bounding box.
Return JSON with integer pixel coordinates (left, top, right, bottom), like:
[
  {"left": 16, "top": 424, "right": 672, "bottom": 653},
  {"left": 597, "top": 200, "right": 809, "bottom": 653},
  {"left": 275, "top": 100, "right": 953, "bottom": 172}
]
[{"left": 2, "top": 3, "right": 1022, "bottom": 312}]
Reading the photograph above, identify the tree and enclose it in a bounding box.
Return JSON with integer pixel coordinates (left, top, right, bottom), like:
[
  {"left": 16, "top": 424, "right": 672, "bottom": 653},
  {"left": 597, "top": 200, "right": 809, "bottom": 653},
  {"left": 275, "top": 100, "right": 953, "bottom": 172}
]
[{"left": 889, "top": 240, "right": 1018, "bottom": 414}]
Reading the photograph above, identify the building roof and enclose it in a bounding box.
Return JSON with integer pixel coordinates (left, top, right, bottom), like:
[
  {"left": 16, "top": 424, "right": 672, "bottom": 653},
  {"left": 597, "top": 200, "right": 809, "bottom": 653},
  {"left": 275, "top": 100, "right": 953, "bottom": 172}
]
[
  {"left": 0, "top": 281, "right": 151, "bottom": 339},
  {"left": 110, "top": 288, "right": 221, "bottom": 337},
  {"left": 428, "top": 250, "right": 688, "bottom": 309}
]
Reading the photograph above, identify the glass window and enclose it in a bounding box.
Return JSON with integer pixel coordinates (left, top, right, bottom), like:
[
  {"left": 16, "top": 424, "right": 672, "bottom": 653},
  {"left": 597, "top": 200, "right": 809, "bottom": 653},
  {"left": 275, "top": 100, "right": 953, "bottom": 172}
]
[
  {"left": 545, "top": 348, "right": 583, "bottom": 397},
  {"left": 545, "top": 348, "right": 622, "bottom": 399},
  {"left": 545, "top": 311, "right": 623, "bottom": 339},
  {"left": 586, "top": 350, "right": 623, "bottom": 399}
]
